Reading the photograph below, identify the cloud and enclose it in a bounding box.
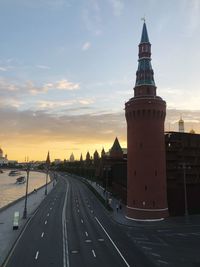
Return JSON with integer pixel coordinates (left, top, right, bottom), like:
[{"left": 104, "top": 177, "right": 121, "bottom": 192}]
[
  {"left": 0, "top": 108, "right": 126, "bottom": 145},
  {"left": 0, "top": 67, "right": 8, "bottom": 72},
  {"left": 82, "top": 42, "right": 91, "bottom": 51},
  {"left": 55, "top": 79, "right": 80, "bottom": 90},
  {"left": 36, "top": 65, "right": 51, "bottom": 70},
  {"left": 82, "top": 0, "right": 102, "bottom": 35},
  {"left": 108, "top": 0, "right": 124, "bottom": 16},
  {"left": 0, "top": 77, "right": 80, "bottom": 99}
]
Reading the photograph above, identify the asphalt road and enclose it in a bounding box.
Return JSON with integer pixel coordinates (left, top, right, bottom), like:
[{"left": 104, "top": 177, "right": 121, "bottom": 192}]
[{"left": 3, "top": 173, "right": 153, "bottom": 267}]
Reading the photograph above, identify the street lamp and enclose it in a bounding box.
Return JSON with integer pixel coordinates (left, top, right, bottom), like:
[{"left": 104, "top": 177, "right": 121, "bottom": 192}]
[
  {"left": 104, "top": 166, "right": 111, "bottom": 203},
  {"left": 23, "top": 159, "right": 31, "bottom": 219},
  {"left": 45, "top": 167, "right": 49, "bottom": 195},
  {"left": 179, "top": 162, "right": 191, "bottom": 217},
  {"left": 45, "top": 151, "right": 50, "bottom": 196}
]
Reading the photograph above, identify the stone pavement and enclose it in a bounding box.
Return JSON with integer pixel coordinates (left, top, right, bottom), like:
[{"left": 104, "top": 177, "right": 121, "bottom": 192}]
[
  {"left": 0, "top": 181, "right": 55, "bottom": 266},
  {"left": 83, "top": 178, "right": 200, "bottom": 229}
]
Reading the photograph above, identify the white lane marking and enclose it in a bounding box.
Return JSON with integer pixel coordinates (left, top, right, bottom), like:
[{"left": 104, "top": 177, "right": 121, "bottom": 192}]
[
  {"left": 45, "top": 220, "right": 47, "bottom": 225},
  {"left": 81, "top": 219, "right": 84, "bottom": 224},
  {"left": 91, "top": 210, "right": 94, "bottom": 213},
  {"left": 77, "top": 209, "right": 80, "bottom": 213},
  {"left": 151, "top": 253, "right": 161, "bottom": 257},
  {"left": 85, "top": 239, "right": 92, "bottom": 243},
  {"left": 47, "top": 213, "right": 49, "bottom": 217},
  {"left": 142, "top": 246, "right": 152, "bottom": 250},
  {"left": 85, "top": 231, "right": 88, "bottom": 237},
  {"left": 35, "top": 251, "right": 39, "bottom": 260},
  {"left": 98, "top": 238, "right": 104, "bottom": 242},
  {"left": 92, "top": 249, "right": 96, "bottom": 258},
  {"left": 41, "top": 232, "right": 44, "bottom": 238},
  {"left": 95, "top": 217, "right": 130, "bottom": 267},
  {"left": 50, "top": 207, "right": 52, "bottom": 210},
  {"left": 157, "top": 260, "right": 169, "bottom": 265},
  {"left": 62, "top": 181, "right": 70, "bottom": 267}
]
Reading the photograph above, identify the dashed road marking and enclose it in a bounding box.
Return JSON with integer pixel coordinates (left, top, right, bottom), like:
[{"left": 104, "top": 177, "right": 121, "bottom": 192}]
[
  {"left": 151, "top": 253, "right": 161, "bottom": 257},
  {"left": 45, "top": 220, "right": 47, "bottom": 225},
  {"left": 142, "top": 246, "right": 152, "bottom": 250},
  {"left": 98, "top": 238, "right": 104, "bottom": 242},
  {"left": 92, "top": 249, "right": 96, "bottom": 258},
  {"left": 35, "top": 251, "right": 39, "bottom": 260},
  {"left": 85, "top": 239, "right": 92, "bottom": 243},
  {"left": 41, "top": 232, "right": 44, "bottom": 238},
  {"left": 81, "top": 219, "right": 84, "bottom": 224},
  {"left": 71, "top": 250, "right": 79, "bottom": 254},
  {"left": 77, "top": 209, "right": 80, "bottom": 213},
  {"left": 47, "top": 213, "right": 49, "bottom": 217},
  {"left": 157, "top": 259, "right": 168, "bottom": 265},
  {"left": 85, "top": 231, "right": 88, "bottom": 237}
]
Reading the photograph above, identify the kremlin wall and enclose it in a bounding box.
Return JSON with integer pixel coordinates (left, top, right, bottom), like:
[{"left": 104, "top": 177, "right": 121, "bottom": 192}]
[{"left": 59, "top": 22, "right": 200, "bottom": 219}]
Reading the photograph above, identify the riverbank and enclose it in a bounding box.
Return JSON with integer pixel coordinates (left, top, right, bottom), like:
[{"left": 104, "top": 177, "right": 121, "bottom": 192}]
[
  {"left": 0, "top": 180, "right": 56, "bottom": 266},
  {"left": 0, "top": 170, "right": 50, "bottom": 209}
]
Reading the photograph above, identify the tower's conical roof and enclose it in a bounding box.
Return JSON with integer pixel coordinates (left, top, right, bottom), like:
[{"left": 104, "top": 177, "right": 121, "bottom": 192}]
[
  {"left": 110, "top": 137, "right": 122, "bottom": 153},
  {"left": 140, "top": 22, "right": 149, "bottom": 43}
]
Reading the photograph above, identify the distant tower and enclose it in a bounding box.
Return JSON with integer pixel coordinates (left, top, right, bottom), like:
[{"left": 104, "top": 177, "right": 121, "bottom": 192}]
[
  {"left": 93, "top": 150, "right": 100, "bottom": 166},
  {"left": 110, "top": 137, "right": 123, "bottom": 159},
  {"left": 101, "top": 148, "right": 106, "bottom": 158},
  {"left": 69, "top": 153, "right": 75, "bottom": 162},
  {"left": 125, "top": 21, "right": 168, "bottom": 220},
  {"left": 80, "top": 153, "right": 83, "bottom": 162},
  {"left": 178, "top": 116, "right": 184, "bottom": 133}
]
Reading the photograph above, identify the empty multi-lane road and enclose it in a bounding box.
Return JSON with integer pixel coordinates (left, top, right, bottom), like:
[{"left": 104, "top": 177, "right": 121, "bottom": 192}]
[
  {"left": 3, "top": 173, "right": 200, "bottom": 267},
  {"left": 3, "top": 173, "right": 151, "bottom": 267}
]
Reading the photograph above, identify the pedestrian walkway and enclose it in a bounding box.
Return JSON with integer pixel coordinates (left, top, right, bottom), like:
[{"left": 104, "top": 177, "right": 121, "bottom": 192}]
[
  {"left": 0, "top": 181, "right": 55, "bottom": 266},
  {"left": 83, "top": 178, "right": 200, "bottom": 229}
]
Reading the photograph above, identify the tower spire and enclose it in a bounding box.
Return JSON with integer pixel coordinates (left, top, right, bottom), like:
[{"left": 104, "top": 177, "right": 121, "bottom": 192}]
[
  {"left": 135, "top": 21, "right": 156, "bottom": 96},
  {"left": 140, "top": 21, "right": 149, "bottom": 43}
]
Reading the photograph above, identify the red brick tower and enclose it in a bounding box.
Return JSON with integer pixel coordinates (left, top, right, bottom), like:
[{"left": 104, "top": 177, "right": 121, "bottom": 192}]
[{"left": 125, "top": 21, "right": 168, "bottom": 220}]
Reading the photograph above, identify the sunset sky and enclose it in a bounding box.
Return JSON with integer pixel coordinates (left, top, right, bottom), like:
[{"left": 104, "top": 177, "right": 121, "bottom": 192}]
[{"left": 0, "top": 0, "right": 200, "bottom": 161}]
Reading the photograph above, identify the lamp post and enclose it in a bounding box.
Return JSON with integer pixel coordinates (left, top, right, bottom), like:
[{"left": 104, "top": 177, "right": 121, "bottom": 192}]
[
  {"left": 104, "top": 166, "right": 111, "bottom": 203},
  {"left": 179, "top": 162, "right": 191, "bottom": 217},
  {"left": 23, "top": 160, "right": 30, "bottom": 219},
  {"left": 45, "top": 151, "right": 50, "bottom": 196},
  {"left": 45, "top": 168, "right": 48, "bottom": 195}
]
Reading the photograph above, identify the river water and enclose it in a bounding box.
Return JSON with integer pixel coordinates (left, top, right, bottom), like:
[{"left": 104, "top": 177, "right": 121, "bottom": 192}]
[{"left": 0, "top": 169, "right": 48, "bottom": 208}]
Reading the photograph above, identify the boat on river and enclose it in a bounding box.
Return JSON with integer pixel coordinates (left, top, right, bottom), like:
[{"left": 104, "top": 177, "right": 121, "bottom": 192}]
[
  {"left": 16, "top": 176, "right": 26, "bottom": 184},
  {"left": 9, "top": 170, "right": 21, "bottom": 176}
]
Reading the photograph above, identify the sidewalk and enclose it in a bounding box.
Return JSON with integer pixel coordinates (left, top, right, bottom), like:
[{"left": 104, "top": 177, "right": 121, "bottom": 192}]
[
  {"left": 0, "top": 181, "right": 55, "bottom": 266},
  {"left": 84, "top": 178, "right": 200, "bottom": 229}
]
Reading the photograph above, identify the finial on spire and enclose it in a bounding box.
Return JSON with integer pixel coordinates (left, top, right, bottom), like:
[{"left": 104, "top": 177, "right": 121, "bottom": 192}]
[{"left": 141, "top": 16, "right": 146, "bottom": 23}]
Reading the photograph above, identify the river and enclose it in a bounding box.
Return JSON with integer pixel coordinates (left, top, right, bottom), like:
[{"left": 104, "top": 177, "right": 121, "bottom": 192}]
[{"left": 0, "top": 169, "right": 49, "bottom": 208}]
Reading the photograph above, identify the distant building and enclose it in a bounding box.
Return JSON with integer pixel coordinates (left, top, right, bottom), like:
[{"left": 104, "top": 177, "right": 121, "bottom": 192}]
[
  {"left": 165, "top": 131, "right": 200, "bottom": 215},
  {"left": 0, "top": 147, "right": 9, "bottom": 165},
  {"left": 178, "top": 116, "right": 185, "bottom": 133},
  {"left": 54, "top": 159, "right": 62, "bottom": 165}
]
